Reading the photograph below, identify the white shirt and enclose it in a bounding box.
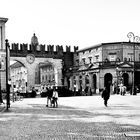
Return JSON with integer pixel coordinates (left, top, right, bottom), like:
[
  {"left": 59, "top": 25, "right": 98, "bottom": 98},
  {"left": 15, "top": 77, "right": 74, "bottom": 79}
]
[{"left": 53, "top": 91, "right": 58, "bottom": 98}]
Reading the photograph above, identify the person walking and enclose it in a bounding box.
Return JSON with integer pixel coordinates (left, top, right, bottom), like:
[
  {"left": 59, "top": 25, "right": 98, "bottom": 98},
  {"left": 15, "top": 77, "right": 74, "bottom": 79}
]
[
  {"left": 52, "top": 87, "right": 58, "bottom": 108},
  {"left": 46, "top": 86, "right": 53, "bottom": 107},
  {"left": 119, "top": 82, "right": 123, "bottom": 95},
  {"left": 31, "top": 87, "right": 37, "bottom": 98},
  {"left": 102, "top": 87, "right": 110, "bottom": 107}
]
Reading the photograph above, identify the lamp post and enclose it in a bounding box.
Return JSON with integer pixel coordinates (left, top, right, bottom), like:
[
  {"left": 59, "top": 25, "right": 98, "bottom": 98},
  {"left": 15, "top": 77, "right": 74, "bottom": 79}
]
[
  {"left": 0, "top": 59, "right": 4, "bottom": 103},
  {"left": 127, "top": 32, "right": 140, "bottom": 95},
  {"left": 116, "top": 67, "right": 119, "bottom": 94},
  {"left": 5, "top": 39, "right": 10, "bottom": 110}
]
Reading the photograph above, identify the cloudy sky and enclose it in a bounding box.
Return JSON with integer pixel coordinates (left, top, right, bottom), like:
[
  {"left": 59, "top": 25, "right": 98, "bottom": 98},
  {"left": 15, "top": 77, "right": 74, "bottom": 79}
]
[{"left": 1, "top": 0, "right": 140, "bottom": 50}]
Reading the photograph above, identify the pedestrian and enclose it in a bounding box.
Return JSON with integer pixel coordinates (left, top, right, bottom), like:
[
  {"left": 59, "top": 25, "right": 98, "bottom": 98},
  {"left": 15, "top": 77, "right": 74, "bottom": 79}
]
[
  {"left": 46, "top": 86, "right": 53, "bottom": 107},
  {"left": 52, "top": 87, "right": 58, "bottom": 108},
  {"left": 101, "top": 87, "right": 110, "bottom": 107},
  {"left": 119, "top": 82, "right": 123, "bottom": 95},
  {"left": 122, "top": 85, "right": 126, "bottom": 96},
  {"left": 31, "top": 87, "right": 37, "bottom": 98}
]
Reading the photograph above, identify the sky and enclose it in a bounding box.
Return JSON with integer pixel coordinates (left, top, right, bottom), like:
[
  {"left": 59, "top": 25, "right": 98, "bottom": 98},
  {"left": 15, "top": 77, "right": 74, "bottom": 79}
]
[{"left": 1, "top": 0, "right": 140, "bottom": 50}]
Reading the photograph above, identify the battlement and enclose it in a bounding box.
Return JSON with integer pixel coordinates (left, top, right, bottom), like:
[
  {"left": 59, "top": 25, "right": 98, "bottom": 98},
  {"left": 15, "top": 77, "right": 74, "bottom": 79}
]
[{"left": 10, "top": 43, "right": 78, "bottom": 53}]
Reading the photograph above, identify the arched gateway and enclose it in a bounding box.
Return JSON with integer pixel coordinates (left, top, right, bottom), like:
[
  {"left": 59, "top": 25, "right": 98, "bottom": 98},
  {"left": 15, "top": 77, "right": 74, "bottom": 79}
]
[
  {"left": 10, "top": 56, "right": 62, "bottom": 91},
  {"left": 10, "top": 34, "right": 77, "bottom": 92}
]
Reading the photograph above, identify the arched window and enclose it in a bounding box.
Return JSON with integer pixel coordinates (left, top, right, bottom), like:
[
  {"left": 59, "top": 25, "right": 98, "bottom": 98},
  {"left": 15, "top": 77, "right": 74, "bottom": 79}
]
[{"left": 104, "top": 58, "right": 109, "bottom": 62}]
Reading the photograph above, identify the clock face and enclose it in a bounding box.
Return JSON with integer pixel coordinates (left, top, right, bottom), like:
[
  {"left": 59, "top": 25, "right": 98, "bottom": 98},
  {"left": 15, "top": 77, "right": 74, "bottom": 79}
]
[{"left": 26, "top": 54, "right": 35, "bottom": 64}]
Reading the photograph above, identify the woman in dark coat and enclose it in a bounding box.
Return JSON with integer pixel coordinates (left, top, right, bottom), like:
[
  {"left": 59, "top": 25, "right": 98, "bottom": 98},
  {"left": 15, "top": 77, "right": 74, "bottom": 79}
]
[{"left": 102, "top": 87, "right": 110, "bottom": 107}]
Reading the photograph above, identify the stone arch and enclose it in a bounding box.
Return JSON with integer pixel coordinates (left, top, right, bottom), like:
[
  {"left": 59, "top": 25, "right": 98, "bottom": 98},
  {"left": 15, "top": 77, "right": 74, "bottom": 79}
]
[
  {"left": 85, "top": 75, "right": 89, "bottom": 94},
  {"left": 135, "top": 71, "right": 140, "bottom": 88},
  {"left": 66, "top": 77, "right": 70, "bottom": 89},
  {"left": 104, "top": 73, "right": 113, "bottom": 89},
  {"left": 10, "top": 59, "right": 27, "bottom": 93},
  {"left": 38, "top": 61, "right": 55, "bottom": 85},
  {"left": 93, "top": 74, "right": 97, "bottom": 94},
  {"left": 10, "top": 56, "right": 63, "bottom": 91},
  {"left": 10, "top": 57, "right": 29, "bottom": 69},
  {"left": 38, "top": 59, "right": 63, "bottom": 87},
  {"left": 122, "top": 73, "right": 129, "bottom": 86},
  {"left": 79, "top": 75, "right": 82, "bottom": 92}
]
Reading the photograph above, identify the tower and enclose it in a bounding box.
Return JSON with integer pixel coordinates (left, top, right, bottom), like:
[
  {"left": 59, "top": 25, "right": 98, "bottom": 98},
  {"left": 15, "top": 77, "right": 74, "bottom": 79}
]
[{"left": 30, "top": 33, "right": 39, "bottom": 51}]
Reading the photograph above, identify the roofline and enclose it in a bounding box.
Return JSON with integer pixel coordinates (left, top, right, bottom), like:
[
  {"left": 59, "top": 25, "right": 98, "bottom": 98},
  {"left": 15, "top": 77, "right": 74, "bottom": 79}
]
[
  {"left": 77, "top": 43, "right": 102, "bottom": 52},
  {"left": 0, "top": 17, "right": 8, "bottom": 23},
  {"left": 77, "top": 41, "right": 140, "bottom": 52}
]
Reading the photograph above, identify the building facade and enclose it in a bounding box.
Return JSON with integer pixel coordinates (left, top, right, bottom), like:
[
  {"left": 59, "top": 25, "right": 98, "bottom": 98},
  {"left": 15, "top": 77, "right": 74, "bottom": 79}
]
[
  {"left": 9, "top": 34, "right": 78, "bottom": 92},
  {"left": 0, "top": 17, "right": 8, "bottom": 92},
  {"left": 70, "top": 42, "right": 140, "bottom": 95},
  {"left": 10, "top": 62, "right": 27, "bottom": 93}
]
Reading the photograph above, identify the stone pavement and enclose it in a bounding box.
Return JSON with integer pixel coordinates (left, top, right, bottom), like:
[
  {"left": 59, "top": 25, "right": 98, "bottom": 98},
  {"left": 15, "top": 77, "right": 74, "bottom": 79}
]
[{"left": 0, "top": 94, "right": 140, "bottom": 139}]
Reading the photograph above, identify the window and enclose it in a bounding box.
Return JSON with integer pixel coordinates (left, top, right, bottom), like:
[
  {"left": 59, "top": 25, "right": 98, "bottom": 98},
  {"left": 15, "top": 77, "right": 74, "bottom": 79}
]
[
  {"left": 46, "top": 75, "right": 47, "bottom": 80},
  {"left": 128, "top": 53, "right": 133, "bottom": 61},
  {"left": 42, "top": 75, "right": 44, "bottom": 81},
  {"left": 104, "top": 58, "right": 109, "bottom": 62},
  {"left": 88, "top": 57, "right": 92, "bottom": 63},
  {"left": 95, "top": 55, "right": 99, "bottom": 62},
  {"left": 109, "top": 55, "right": 116, "bottom": 61},
  {"left": 76, "top": 59, "right": 79, "bottom": 65},
  {"left": 82, "top": 58, "right": 86, "bottom": 64},
  {"left": 116, "top": 57, "right": 120, "bottom": 62}
]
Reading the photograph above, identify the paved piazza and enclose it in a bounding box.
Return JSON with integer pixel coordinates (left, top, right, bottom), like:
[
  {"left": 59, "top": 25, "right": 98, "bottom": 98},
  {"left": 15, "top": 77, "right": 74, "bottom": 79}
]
[{"left": 0, "top": 94, "right": 140, "bottom": 140}]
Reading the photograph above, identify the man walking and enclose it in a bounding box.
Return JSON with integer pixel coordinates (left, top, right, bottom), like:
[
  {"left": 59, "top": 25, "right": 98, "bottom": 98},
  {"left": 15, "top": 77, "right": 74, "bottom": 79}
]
[
  {"left": 102, "top": 87, "right": 110, "bottom": 107},
  {"left": 46, "top": 86, "right": 53, "bottom": 107}
]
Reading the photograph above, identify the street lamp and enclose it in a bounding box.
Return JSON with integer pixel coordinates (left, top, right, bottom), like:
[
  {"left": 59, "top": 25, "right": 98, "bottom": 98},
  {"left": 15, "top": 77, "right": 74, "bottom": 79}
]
[
  {"left": 5, "top": 39, "right": 10, "bottom": 110},
  {"left": 127, "top": 32, "right": 140, "bottom": 95},
  {"left": 0, "top": 59, "right": 4, "bottom": 103},
  {"left": 116, "top": 67, "right": 119, "bottom": 94}
]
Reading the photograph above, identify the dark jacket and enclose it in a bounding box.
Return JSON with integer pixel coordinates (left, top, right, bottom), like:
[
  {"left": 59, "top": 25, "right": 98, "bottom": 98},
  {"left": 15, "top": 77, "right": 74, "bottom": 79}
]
[
  {"left": 47, "top": 88, "right": 53, "bottom": 98},
  {"left": 102, "top": 88, "right": 110, "bottom": 100}
]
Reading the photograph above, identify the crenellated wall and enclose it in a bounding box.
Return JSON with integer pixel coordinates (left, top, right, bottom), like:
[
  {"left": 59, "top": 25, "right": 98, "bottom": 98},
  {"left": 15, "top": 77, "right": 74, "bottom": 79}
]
[
  {"left": 9, "top": 42, "right": 79, "bottom": 91},
  {"left": 10, "top": 43, "right": 78, "bottom": 53}
]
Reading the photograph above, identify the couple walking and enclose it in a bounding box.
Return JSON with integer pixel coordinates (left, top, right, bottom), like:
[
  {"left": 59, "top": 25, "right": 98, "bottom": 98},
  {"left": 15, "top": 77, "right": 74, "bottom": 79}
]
[{"left": 46, "top": 87, "right": 58, "bottom": 108}]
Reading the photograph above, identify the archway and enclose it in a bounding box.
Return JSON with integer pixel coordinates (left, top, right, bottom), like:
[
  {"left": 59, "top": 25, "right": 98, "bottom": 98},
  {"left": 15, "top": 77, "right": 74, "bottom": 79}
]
[
  {"left": 67, "top": 77, "right": 70, "bottom": 89},
  {"left": 39, "top": 62, "right": 55, "bottom": 86},
  {"left": 93, "top": 74, "right": 97, "bottom": 94},
  {"left": 85, "top": 75, "right": 89, "bottom": 94},
  {"left": 104, "top": 73, "right": 112, "bottom": 90},
  {"left": 10, "top": 60, "right": 27, "bottom": 93},
  {"left": 122, "top": 73, "right": 129, "bottom": 86},
  {"left": 79, "top": 75, "right": 82, "bottom": 92},
  {"left": 135, "top": 71, "right": 140, "bottom": 89}
]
